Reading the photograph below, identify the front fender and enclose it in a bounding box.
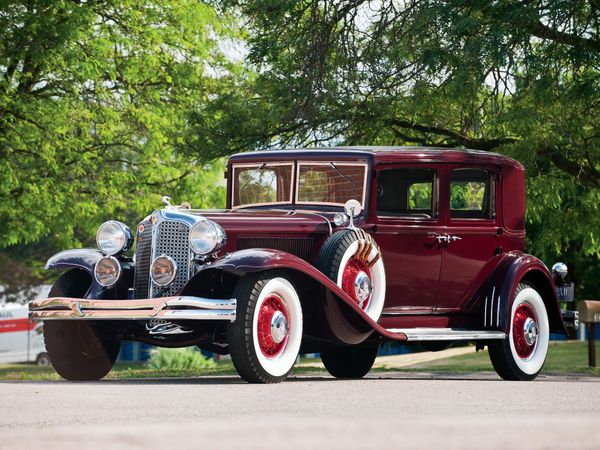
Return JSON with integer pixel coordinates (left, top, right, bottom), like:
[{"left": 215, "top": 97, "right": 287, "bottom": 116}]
[
  {"left": 476, "top": 251, "right": 565, "bottom": 334},
  {"left": 45, "top": 248, "right": 104, "bottom": 274},
  {"left": 45, "top": 248, "right": 130, "bottom": 300},
  {"left": 186, "top": 249, "right": 406, "bottom": 344}
]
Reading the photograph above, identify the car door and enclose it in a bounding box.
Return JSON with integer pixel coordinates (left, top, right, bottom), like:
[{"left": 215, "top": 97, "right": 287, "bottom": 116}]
[
  {"left": 373, "top": 165, "right": 444, "bottom": 314},
  {"left": 436, "top": 166, "right": 501, "bottom": 313}
]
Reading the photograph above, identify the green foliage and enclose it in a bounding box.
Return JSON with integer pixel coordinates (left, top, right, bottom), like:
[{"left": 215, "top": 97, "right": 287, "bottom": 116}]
[
  {"left": 146, "top": 347, "right": 217, "bottom": 371},
  {"left": 0, "top": 0, "right": 237, "bottom": 245},
  {"left": 0, "top": 1, "right": 236, "bottom": 294},
  {"left": 213, "top": 1, "right": 600, "bottom": 298}
]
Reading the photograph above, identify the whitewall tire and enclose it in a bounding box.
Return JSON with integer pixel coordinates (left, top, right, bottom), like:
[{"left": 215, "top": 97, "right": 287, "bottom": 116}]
[
  {"left": 317, "top": 229, "right": 386, "bottom": 321},
  {"left": 489, "top": 283, "right": 549, "bottom": 380},
  {"left": 228, "top": 271, "right": 303, "bottom": 383}
]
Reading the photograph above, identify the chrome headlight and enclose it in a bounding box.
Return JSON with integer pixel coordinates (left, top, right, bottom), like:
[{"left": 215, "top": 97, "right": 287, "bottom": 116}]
[
  {"left": 96, "top": 221, "right": 133, "bottom": 256},
  {"left": 94, "top": 256, "right": 121, "bottom": 287},
  {"left": 189, "top": 220, "right": 226, "bottom": 255},
  {"left": 151, "top": 255, "right": 177, "bottom": 287}
]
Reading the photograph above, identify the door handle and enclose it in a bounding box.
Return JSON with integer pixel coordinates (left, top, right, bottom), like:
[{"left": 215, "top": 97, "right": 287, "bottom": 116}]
[
  {"left": 429, "top": 233, "right": 449, "bottom": 244},
  {"left": 448, "top": 235, "right": 462, "bottom": 242}
]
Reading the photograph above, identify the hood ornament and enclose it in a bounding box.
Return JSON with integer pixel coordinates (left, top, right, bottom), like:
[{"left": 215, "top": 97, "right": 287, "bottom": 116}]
[{"left": 161, "top": 196, "right": 191, "bottom": 210}]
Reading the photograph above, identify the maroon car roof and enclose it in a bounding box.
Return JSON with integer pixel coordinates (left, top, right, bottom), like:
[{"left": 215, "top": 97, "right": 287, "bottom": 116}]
[{"left": 229, "top": 146, "right": 523, "bottom": 169}]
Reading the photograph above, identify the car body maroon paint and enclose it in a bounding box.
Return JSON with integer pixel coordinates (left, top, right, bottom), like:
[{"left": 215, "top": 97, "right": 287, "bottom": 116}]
[{"left": 32, "top": 146, "right": 575, "bottom": 382}]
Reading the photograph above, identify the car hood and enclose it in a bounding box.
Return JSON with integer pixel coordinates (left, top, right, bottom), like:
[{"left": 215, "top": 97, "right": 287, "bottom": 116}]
[{"left": 190, "top": 209, "right": 334, "bottom": 235}]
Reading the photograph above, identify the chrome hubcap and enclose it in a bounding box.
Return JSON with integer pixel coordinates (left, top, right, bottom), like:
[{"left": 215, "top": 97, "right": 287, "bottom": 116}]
[
  {"left": 354, "top": 271, "right": 372, "bottom": 305},
  {"left": 270, "top": 310, "right": 289, "bottom": 344},
  {"left": 523, "top": 317, "right": 539, "bottom": 346}
]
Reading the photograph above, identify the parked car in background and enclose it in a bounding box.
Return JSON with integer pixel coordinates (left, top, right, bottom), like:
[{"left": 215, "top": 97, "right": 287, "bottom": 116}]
[
  {"left": 30, "top": 147, "right": 577, "bottom": 383},
  {"left": 0, "top": 302, "right": 49, "bottom": 365}
]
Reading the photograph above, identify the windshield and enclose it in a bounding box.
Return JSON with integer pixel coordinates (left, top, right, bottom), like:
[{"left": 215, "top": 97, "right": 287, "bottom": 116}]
[
  {"left": 296, "top": 162, "right": 367, "bottom": 206},
  {"left": 231, "top": 163, "right": 294, "bottom": 208},
  {"left": 231, "top": 161, "right": 367, "bottom": 209}
]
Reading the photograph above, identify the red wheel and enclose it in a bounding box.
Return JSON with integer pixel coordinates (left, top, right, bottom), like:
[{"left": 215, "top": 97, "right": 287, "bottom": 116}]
[
  {"left": 340, "top": 258, "right": 372, "bottom": 311},
  {"left": 317, "top": 229, "right": 386, "bottom": 321},
  {"left": 228, "top": 271, "right": 303, "bottom": 383},
  {"left": 488, "top": 282, "right": 549, "bottom": 380},
  {"left": 512, "top": 303, "right": 538, "bottom": 360},
  {"left": 256, "top": 294, "right": 290, "bottom": 358}
]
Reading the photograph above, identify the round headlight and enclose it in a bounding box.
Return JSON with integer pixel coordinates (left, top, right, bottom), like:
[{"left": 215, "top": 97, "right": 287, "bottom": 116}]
[
  {"left": 333, "top": 212, "right": 349, "bottom": 227},
  {"left": 96, "top": 221, "right": 133, "bottom": 256},
  {"left": 151, "top": 255, "right": 177, "bottom": 287},
  {"left": 189, "top": 220, "right": 226, "bottom": 255},
  {"left": 94, "top": 256, "right": 121, "bottom": 287}
]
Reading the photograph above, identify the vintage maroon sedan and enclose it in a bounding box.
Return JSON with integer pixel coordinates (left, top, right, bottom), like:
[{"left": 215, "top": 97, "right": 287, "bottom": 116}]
[{"left": 30, "top": 147, "right": 577, "bottom": 382}]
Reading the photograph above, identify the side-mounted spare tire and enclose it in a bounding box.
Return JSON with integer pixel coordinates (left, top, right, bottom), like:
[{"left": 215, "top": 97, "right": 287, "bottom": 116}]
[{"left": 316, "top": 228, "right": 386, "bottom": 321}]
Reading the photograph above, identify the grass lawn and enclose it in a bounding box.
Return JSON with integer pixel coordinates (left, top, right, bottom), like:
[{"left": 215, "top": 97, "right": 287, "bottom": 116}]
[
  {"left": 396, "top": 340, "right": 600, "bottom": 375},
  {"left": 0, "top": 341, "right": 597, "bottom": 381}
]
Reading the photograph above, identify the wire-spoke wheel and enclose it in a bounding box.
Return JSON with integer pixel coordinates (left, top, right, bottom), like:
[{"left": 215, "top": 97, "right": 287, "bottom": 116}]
[
  {"left": 488, "top": 282, "right": 549, "bottom": 381},
  {"left": 317, "top": 229, "right": 386, "bottom": 321},
  {"left": 228, "top": 271, "right": 303, "bottom": 383}
]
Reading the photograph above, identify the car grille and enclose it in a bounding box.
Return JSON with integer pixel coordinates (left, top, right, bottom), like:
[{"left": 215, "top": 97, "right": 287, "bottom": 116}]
[
  {"left": 133, "top": 220, "right": 153, "bottom": 299},
  {"left": 133, "top": 219, "right": 191, "bottom": 299},
  {"left": 151, "top": 220, "right": 191, "bottom": 298},
  {"left": 236, "top": 236, "right": 315, "bottom": 262}
]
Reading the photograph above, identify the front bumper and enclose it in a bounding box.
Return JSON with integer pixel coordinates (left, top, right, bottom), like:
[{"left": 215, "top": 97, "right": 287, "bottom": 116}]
[{"left": 29, "top": 296, "right": 236, "bottom": 322}]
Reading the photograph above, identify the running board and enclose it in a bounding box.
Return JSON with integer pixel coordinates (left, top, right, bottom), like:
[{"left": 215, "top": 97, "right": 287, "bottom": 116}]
[{"left": 385, "top": 328, "right": 506, "bottom": 342}]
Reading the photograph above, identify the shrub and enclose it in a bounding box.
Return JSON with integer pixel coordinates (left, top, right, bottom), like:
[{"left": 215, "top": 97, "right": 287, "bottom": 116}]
[{"left": 146, "top": 347, "right": 217, "bottom": 371}]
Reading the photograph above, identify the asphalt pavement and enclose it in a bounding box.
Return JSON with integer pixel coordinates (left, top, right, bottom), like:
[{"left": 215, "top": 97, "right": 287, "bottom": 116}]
[{"left": 1, "top": 371, "right": 599, "bottom": 449}]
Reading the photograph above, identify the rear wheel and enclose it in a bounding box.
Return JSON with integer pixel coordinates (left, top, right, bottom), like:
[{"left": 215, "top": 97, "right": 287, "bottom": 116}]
[
  {"left": 43, "top": 270, "right": 121, "bottom": 381},
  {"left": 488, "top": 283, "right": 549, "bottom": 381},
  {"left": 321, "top": 344, "right": 379, "bottom": 379},
  {"left": 228, "top": 271, "right": 303, "bottom": 383}
]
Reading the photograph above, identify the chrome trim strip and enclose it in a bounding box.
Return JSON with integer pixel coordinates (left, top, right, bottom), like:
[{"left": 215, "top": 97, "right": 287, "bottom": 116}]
[
  {"left": 385, "top": 328, "right": 506, "bottom": 341},
  {"left": 496, "top": 296, "right": 501, "bottom": 326},
  {"left": 29, "top": 296, "right": 236, "bottom": 322},
  {"left": 484, "top": 296, "right": 488, "bottom": 328},
  {"left": 490, "top": 286, "right": 496, "bottom": 326}
]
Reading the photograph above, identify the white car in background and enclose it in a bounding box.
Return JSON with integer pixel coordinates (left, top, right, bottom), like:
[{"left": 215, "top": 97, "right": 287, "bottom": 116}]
[{"left": 0, "top": 302, "right": 49, "bottom": 365}]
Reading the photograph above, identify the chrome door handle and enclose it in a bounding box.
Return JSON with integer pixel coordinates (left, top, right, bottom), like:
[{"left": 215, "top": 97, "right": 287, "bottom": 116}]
[
  {"left": 449, "top": 235, "right": 462, "bottom": 242},
  {"left": 430, "top": 233, "right": 449, "bottom": 243}
]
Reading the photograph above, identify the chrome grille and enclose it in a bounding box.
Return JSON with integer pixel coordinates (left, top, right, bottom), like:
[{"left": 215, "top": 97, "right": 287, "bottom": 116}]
[
  {"left": 133, "top": 220, "right": 153, "bottom": 299},
  {"left": 151, "top": 220, "right": 191, "bottom": 297}
]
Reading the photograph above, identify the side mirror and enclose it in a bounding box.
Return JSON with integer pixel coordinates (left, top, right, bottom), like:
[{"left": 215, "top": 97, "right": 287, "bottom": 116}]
[
  {"left": 344, "top": 199, "right": 362, "bottom": 229},
  {"left": 344, "top": 199, "right": 362, "bottom": 218}
]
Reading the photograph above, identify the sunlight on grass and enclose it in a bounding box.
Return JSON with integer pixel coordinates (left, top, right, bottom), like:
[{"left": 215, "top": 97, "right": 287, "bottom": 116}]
[{"left": 1, "top": 341, "right": 597, "bottom": 381}]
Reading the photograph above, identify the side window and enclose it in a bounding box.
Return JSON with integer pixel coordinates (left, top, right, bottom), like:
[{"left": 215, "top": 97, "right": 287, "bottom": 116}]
[
  {"left": 450, "top": 169, "right": 494, "bottom": 219},
  {"left": 377, "top": 168, "right": 435, "bottom": 218}
]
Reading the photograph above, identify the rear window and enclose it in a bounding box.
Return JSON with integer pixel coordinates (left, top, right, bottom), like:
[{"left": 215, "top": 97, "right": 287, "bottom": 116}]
[{"left": 450, "top": 169, "right": 494, "bottom": 219}]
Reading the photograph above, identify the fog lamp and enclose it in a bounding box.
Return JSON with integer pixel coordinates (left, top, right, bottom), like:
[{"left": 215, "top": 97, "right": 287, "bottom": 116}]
[
  {"left": 94, "top": 256, "right": 121, "bottom": 287},
  {"left": 151, "top": 255, "right": 177, "bottom": 287}
]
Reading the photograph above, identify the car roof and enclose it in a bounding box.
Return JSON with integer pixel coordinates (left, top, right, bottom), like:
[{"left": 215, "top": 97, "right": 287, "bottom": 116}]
[{"left": 228, "top": 146, "right": 523, "bottom": 169}]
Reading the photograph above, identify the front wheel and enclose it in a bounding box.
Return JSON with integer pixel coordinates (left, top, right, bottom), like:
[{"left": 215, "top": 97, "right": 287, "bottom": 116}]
[
  {"left": 321, "top": 344, "right": 379, "bottom": 379},
  {"left": 488, "top": 283, "right": 549, "bottom": 381},
  {"left": 43, "top": 270, "right": 121, "bottom": 381},
  {"left": 228, "top": 271, "right": 303, "bottom": 383}
]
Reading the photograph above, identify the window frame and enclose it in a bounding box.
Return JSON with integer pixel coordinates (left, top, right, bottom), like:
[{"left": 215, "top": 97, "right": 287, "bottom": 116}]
[
  {"left": 294, "top": 161, "right": 369, "bottom": 208},
  {"left": 375, "top": 166, "right": 440, "bottom": 221},
  {"left": 448, "top": 167, "right": 497, "bottom": 222},
  {"left": 230, "top": 162, "right": 295, "bottom": 209}
]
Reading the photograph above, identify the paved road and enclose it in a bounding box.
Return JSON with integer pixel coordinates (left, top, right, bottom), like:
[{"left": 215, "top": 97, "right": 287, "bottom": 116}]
[{"left": 1, "top": 371, "right": 600, "bottom": 449}]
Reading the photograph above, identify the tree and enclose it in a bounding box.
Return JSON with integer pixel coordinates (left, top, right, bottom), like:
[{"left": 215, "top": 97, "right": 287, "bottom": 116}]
[
  {"left": 207, "top": 0, "right": 600, "bottom": 296},
  {"left": 0, "top": 0, "right": 234, "bottom": 298}
]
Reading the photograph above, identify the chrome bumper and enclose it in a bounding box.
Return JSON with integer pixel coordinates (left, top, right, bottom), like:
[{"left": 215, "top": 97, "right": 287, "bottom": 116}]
[{"left": 29, "top": 296, "right": 236, "bottom": 322}]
